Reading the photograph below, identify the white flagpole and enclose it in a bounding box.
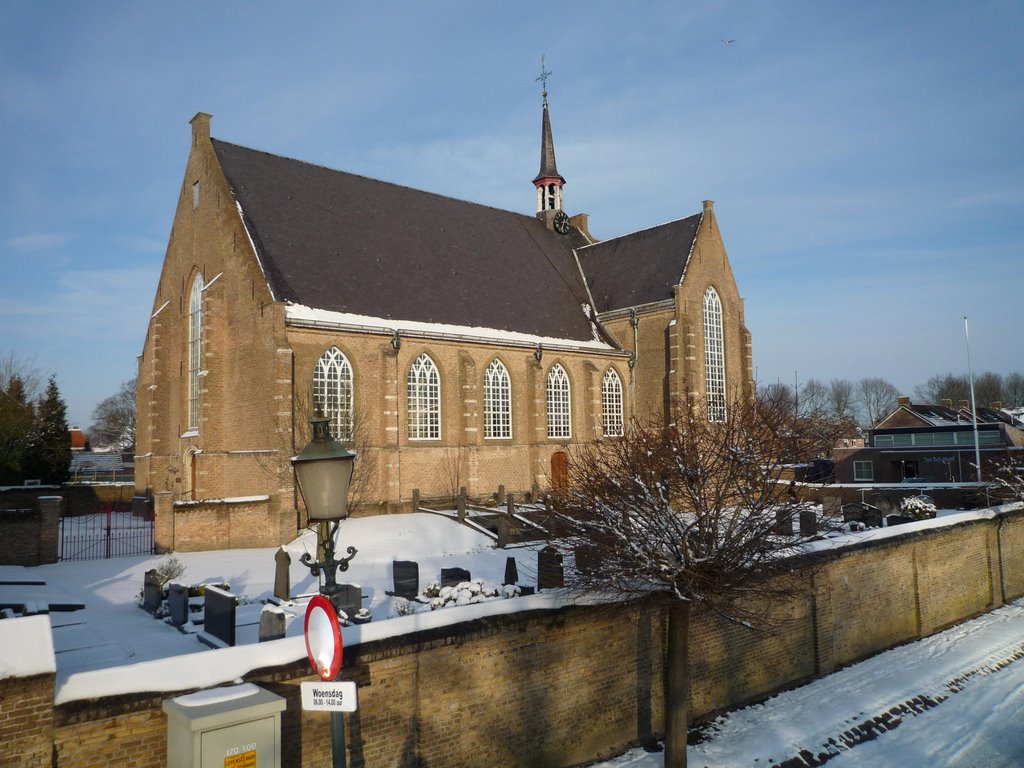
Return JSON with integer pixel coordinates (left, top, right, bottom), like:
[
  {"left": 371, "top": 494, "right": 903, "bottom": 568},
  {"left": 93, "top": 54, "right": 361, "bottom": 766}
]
[{"left": 963, "top": 316, "right": 982, "bottom": 482}]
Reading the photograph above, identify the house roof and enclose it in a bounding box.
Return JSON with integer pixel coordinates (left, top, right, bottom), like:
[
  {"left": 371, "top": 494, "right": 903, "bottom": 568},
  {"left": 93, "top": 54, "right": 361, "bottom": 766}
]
[
  {"left": 576, "top": 214, "right": 702, "bottom": 313},
  {"left": 211, "top": 139, "right": 601, "bottom": 344},
  {"left": 876, "top": 402, "right": 1015, "bottom": 429}
]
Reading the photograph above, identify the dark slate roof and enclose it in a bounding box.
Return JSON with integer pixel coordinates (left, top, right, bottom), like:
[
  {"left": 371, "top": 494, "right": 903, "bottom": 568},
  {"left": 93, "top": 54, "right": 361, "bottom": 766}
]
[
  {"left": 576, "top": 214, "right": 702, "bottom": 313},
  {"left": 533, "top": 96, "right": 565, "bottom": 185},
  {"left": 211, "top": 140, "right": 599, "bottom": 343},
  {"left": 883, "top": 403, "right": 1014, "bottom": 427}
]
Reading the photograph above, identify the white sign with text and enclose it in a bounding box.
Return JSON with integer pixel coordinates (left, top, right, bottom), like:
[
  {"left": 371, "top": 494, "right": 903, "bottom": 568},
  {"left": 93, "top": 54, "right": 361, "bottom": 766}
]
[{"left": 300, "top": 680, "right": 358, "bottom": 712}]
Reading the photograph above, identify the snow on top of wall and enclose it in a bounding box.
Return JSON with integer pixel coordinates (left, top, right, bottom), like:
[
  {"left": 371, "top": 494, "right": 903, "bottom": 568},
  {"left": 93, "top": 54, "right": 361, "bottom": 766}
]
[
  {"left": 0, "top": 615, "right": 56, "bottom": 680},
  {"left": 285, "top": 303, "right": 618, "bottom": 352}
]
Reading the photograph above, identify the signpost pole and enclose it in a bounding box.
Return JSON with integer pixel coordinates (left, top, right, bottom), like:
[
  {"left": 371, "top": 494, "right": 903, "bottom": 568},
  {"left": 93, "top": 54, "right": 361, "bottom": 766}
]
[{"left": 331, "top": 700, "right": 346, "bottom": 768}]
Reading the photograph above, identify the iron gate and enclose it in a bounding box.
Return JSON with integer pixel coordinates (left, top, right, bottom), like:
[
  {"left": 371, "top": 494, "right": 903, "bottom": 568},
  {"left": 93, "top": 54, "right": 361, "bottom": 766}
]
[{"left": 59, "top": 503, "right": 155, "bottom": 561}]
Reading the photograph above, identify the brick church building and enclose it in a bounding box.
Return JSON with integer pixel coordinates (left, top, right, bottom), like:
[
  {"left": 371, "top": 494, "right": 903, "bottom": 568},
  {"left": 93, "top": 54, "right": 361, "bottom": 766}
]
[{"left": 135, "top": 91, "right": 754, "bottom": 551}]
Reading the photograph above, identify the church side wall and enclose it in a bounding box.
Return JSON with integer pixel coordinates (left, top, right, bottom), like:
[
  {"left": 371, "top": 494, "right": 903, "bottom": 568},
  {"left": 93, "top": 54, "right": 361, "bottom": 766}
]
[{"left": 286, "top": 326, "right": 630, "bottom": 511}]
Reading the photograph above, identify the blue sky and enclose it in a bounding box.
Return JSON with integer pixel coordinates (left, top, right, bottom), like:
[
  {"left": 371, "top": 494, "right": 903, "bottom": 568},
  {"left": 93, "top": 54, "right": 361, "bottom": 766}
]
[{"left": 1, "top": 2, "right": 1021, "bottom": 428}]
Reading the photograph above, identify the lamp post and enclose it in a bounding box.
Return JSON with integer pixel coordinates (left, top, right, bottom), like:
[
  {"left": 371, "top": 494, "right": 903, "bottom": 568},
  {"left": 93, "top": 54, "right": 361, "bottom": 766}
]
[{"left": 292, "top": 413, "right": 356, "bottom": 768}]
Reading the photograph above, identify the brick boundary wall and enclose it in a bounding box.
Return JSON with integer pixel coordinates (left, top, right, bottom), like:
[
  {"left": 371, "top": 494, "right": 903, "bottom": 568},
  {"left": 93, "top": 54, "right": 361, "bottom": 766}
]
[
  {"left": 3, "top": 506, "right": 1022, "bottom": 767},
  {"left": 0, "top": 496, "right": 60, "bottom": 566}
]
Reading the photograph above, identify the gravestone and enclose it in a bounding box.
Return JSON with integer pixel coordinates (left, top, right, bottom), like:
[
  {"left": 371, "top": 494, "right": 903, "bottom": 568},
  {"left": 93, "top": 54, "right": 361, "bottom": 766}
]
[
  {"left": 886, "top": 514, "right": 915, "bottom": 527},
  {"left": 503, "top": 557, "right": 519, "bottom": 586},
  {"left": 774, "top": 509, "right": 793, "bottom": 536},
  {"left": 273, "top": 547, "right": 291, "bottom": 602},
  {"left": 861, "top": 507, "right": 883, "bottom": 529},
  {"left": 574, "top": 545, "right": 600, "bottom": 575},
  {"left": 441, "top": 567, "right": 471, "bottom": 588},
  {"left": 143, "top": 569, "right": 163, "bottom": 614},
  {"left": 799, "top": 507, "right": 818, "bottom": 536},
  {"left": 168, "top": 582, "right": 189, "bottom": 627},
  {"left": 392, "top": 560, "right": 419, "bottom": 599},
  {"left": 331, "top": 583, "right": 362, "bottom": 621},
  {"left": 506, "top": 494, "right": 515, "bottom": 520},
  {"left": 412, "top": 488, "right": 420, "bottom": 511},
  {"left": 457, "top": 487, "right": 467, "bottom": 521},
  {"left": 204, "top": 585, "right": 236, "bottom": 646},
  {"left": 496, "top": 484, "right": 506, "bottom": 504},
  {"left": 497, "top": 515, "right": 510, "bottom": 548},
  {"left": 537, "top": 546, "right": 564, "bottom": 590},
  {"left": 258, "top": 605, "right": 286, "bottom": 642}
]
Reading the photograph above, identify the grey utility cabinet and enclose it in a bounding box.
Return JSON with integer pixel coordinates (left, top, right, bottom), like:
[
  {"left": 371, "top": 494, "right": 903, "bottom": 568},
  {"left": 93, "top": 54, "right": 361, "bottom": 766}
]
[{"left": 163, "top": 683, "right": 287, "bottom": 768}]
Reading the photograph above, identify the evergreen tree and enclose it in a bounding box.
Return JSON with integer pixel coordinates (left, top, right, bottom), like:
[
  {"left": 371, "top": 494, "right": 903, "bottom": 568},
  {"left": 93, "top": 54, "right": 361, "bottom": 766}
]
[
  {"left": 0, "top": 376, "right": 34, "bottom": 483},
  {"left": 21, "top": 376, "right": 71, "bottom": 484}
]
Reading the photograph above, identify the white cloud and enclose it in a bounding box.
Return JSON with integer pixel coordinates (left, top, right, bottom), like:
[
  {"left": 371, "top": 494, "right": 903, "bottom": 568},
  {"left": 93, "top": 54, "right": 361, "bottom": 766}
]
[{"left": 7, "top": 233, "right": 75, "bottom": 252}]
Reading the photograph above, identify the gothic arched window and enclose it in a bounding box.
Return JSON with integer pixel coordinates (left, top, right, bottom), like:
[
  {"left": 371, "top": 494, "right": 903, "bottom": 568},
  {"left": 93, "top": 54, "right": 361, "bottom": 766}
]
[
  {"left": 483, "top": 359, "right": 512, "bottom": 439},
  {"left": 187, "top": 273, "right": 203, "bottom": 431},
  {"left": 546, "top": 363, "right": 571, "bottom": 439},
  {"left": 313, "top": 347, "right": 354, "bottom": 441},
  {"left": 407, "top": 353, "right": 441, "bottom": 440},
  {"left": 703, "top": 286, "right": 727, "bottom": 422},
  {"left": 602, "top": 368, "right": 624, "bottom": 437}
]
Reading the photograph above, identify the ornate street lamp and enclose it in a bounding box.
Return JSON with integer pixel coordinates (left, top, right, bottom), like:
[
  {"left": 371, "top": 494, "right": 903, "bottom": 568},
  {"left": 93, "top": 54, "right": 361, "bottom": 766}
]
[{"left": 292, "top": 413, "right": 357, "bottom": 600}]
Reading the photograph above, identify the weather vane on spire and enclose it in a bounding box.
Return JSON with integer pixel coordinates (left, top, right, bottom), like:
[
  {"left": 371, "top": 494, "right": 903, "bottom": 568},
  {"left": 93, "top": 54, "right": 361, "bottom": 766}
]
[{"left": 536, "top": 54, "right": 552, "bottom": 97}]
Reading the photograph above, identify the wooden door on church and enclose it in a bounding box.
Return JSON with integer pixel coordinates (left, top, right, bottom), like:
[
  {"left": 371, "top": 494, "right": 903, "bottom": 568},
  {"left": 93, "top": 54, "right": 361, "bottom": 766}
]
[{"left": 551, "top": 451, "right": 569, "bottom": 493}]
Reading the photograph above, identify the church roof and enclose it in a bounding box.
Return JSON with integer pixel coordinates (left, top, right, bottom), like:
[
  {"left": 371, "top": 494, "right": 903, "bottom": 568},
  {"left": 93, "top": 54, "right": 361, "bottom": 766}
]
[
  {"left": 533, "top": 95, "right": 565, "bottom": 185},
  {"left": 211, "top": 139, "right": 601, "bottom": 344},
  {"left": 576, "top": 214, "right": 702, "bottom": 313}
]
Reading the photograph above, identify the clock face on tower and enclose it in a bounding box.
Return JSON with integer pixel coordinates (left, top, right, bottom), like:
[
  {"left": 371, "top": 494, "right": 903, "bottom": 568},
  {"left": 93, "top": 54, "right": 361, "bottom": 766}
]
[{"left": 553, "top": 210, "right": 571, "bottom": 235}]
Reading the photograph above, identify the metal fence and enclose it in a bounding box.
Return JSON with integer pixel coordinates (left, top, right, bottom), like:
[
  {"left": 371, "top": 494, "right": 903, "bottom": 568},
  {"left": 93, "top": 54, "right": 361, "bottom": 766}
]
[{"left": 59, "top": 504, "right": 154, "bottom": 561}]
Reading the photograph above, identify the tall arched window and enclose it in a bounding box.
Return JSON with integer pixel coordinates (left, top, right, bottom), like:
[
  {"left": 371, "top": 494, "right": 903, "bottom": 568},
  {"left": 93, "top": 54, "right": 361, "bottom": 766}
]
[
  {"left": 546, "top": 363, "right": 571, "bottom": 439},
  {"left": 703, "top": 286, "right": 727, "bottom": 422},
  {"left": 602, "top": 368, "right": 624, "bottom": 437},
  {"left": 483, "top": 359, "right": 511, "bottom": 439},
  {"left": 407, "top": 353, "right": 441, "bottom": 440},
  {"left": 313, "top": 347, "right": 354, "bottom": 441},
  {"left": 187, "top": 273, "right": 203, "bottom": 431}
]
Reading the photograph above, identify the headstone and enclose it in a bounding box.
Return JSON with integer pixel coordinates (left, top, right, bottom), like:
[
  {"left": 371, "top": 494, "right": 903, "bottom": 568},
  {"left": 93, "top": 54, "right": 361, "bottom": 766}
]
[
  {"left": 861, "top": 507, "right": 883, "bottom": 529},
  {"left": 886, "top": 514, "right": 915, "bottom": 527},
  {"left": 331, "top": 583, "right": 362, "bottom": 621},
  {"left": 574, "top": 545, "right": 600, "bottom": 575},
  {"left": 497, "top": 515, "right": 510, "bottom": 548},
  {"left": 506, "top": 494, "right": 515, "bottom": 520},
  {"left": 503, "top": 557, "right": 519, "bottom": 586},
  {"left": 143, "top": 569, "right": 163, "bottom": 614},
  {"left": 258, "top": 605, "right": 286, "bottom": 642},
  {"left": 441, "top": 567, "right": 471, "bottom": 588},
  {"left": 496, "top": 484, "right": 506, "bottom": 504},
  {"left": 774, "top": 509, "right": 793, "bottom": 536},
  {"left": 412, "top": 489, "right": 420, "bottom": 511},
  {"left": 537, "top": 546, "right": 564, "bottom": 590},
  {"left": 273, "top": 547, "right": 291, "bottom": 601},
  {"left": 799, "top": 507, "right": 818, "bottom": 536},
  {"left": 168, "top": 582, "right": 189, "bottom": 626},
  {"left": 392, "top": 560, "right": 419, "bottom": 599},
  {"left": 519, "top": 585, "right": 535, "bottom": 597},
  {"left": 205, "top": 585, "right": 236, "bottom": 646},
  {"left": 457, "top": 487, "right": 467, "bottom": 521}
]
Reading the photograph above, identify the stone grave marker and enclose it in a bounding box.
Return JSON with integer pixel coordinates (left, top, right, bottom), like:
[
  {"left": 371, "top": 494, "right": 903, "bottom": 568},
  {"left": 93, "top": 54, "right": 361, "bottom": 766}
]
[
  {"left": 886, "top": 514, "right": 915, "bottom": 527},
  {"left": 774, "top": 509, "right": 794, "bottom": 536},
  {"left": 537, "top": 546, "right": 564, "bottom": 590},
  {"left": 441, "top": 567, "right": 471, "bottom": 588},
  {"left": 392, "top": 560, "right": 419, "bottom": 599},
  {"left": 497, "top": 515, "right": 510, "bottom": 548},
  {"left": 503, "top": 557, "right": 519, "bottom": 586},
  {"left": 574, "top": 545, "right": 599, "bottom": 575},
  {"left": 273, "top": 547, "right": 291, "bottom": 601},
  {"left": 258, "top": 605, "right": 286, "bottom": 642},
  {"left": 143, "top": 569, "right": 163, "bottom": 614},
  {"left": 204, "top": 585, "right": 236, "bottom": 646},
  {"left": 168, "top": 582, "right": 189, "bottom": 627},
  {"left": 799, "top": 507, "right": 818, "bottom": 536},
  {"left": 331, "top": 583, "right": 363, "bottom": 621}
]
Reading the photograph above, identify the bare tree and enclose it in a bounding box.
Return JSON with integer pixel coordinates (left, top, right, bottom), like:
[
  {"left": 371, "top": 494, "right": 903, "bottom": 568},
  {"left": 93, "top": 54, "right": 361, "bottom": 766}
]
[
  {"left": 974, "top": 372, "right": 1004, "bottom": 408},
  {"left": 827, "top": 378, "right": 857, "bottom": 423},
  {"left": 915, "top": 373, "right": 969, "bottom": 405},
  {"left": 856, "top": 377, "right": 900, "bottom": 427},
  {"left": 88, "top": 377, "right": 137, "bottom": 450},
  {"left": 547, "top": 397, "right": 834, "bottom": 767},
  {"left": 1003, "top": 373, "right": 1024, "bottom": 409},
  {"left": 799, "top": 378, "right": 828, "bottom": 416}
]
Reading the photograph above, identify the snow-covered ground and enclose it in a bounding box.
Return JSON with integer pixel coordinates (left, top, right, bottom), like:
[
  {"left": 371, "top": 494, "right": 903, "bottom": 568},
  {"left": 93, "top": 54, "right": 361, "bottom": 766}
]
[{"left": 594, "top": 599, "right": 1024, "bottom": 767}]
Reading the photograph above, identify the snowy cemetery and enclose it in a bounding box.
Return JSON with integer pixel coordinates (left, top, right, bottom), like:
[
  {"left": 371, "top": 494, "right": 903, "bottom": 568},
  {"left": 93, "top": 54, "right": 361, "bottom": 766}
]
[{"left": 1, "top": 498, "right": 1024, "bottom": 766}]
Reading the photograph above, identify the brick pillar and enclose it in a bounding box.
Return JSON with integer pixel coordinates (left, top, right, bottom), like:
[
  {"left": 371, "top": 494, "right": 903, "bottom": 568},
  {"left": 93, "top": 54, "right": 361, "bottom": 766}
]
[{"left": 36, "top": 496, "right": 61, "bottom": 565}]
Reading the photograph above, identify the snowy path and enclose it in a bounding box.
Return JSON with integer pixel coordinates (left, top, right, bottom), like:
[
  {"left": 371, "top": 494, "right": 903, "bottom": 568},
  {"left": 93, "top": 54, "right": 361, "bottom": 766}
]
[{"left": 595, "top": 600, "right": 1024, "bottom": 767}]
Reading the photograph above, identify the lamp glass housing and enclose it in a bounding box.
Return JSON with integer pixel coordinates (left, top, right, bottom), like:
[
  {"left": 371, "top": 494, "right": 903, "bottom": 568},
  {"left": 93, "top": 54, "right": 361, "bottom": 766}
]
[{"left": 292, "top": 416, "right": 355, "bottom": 522}]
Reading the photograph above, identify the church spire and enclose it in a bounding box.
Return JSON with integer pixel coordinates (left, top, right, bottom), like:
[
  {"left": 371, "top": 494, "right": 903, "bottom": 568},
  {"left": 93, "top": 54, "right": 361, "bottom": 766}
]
[{"left": 533, "top": 57, "right": 566, "bottom": 215}]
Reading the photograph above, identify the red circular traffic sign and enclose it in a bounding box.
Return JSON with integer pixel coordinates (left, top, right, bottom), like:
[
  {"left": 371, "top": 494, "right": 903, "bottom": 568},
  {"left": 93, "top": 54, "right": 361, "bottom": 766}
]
[{"left": 304, "top": 594, "right": 343, "bottom": 680}]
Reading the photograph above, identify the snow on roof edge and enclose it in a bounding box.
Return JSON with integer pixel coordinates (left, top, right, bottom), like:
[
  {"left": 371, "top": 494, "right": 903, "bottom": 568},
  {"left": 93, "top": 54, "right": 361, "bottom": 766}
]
[{"left": 0, "top": 615, "right": 56, "bottom": 680}]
